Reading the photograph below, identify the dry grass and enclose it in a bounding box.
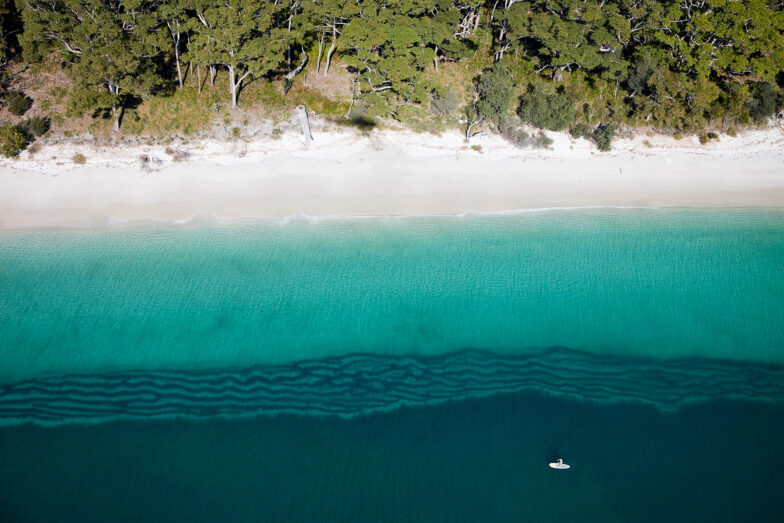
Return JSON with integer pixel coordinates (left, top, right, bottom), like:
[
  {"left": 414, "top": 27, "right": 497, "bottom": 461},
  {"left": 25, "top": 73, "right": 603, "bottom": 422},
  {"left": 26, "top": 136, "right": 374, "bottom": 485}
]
[
  {"left": 3, "top": 57, "right": 356, "bottom": 140},
  {"left": 71, "top": 152, "right": 86, "bottom": 164}
]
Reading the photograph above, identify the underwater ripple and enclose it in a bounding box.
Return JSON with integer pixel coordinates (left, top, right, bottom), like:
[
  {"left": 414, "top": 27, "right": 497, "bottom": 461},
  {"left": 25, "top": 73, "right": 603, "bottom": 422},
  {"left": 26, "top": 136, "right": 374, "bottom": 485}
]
[{"left": 2, "top": 348, "right": 783, "bottom": 426}]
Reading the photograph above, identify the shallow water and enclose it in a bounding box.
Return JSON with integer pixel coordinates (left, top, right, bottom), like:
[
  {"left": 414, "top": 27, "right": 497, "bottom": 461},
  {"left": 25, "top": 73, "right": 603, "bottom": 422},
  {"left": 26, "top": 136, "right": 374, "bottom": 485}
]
[
  {"left": 1, "top": 209, "right": 783, "bottom": 521},
  {"left": 2, "top": 209, "right": 783, "bottom": 383}
]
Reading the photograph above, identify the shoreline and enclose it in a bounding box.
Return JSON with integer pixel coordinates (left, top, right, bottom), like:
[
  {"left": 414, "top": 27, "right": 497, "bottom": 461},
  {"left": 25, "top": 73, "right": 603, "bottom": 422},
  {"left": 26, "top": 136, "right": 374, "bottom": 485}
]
[{"left": 2, "top": 126, "right": 784, "bottom": 229}]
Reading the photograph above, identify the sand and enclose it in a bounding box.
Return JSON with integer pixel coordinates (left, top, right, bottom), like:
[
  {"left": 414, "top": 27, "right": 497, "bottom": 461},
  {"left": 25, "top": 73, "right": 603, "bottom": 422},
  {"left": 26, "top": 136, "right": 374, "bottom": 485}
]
[{"left": 1, "top": 125, "right": 783, "bottom": 229}]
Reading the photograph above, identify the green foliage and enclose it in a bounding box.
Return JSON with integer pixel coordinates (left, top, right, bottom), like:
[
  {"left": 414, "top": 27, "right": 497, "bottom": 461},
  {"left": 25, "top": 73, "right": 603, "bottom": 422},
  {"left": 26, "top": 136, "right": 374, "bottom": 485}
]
[
  {"left": 17, "top": 115, "right": 49, "bottom": 138},
  {"left": 0, "top": 124, "right": 27, "bottom": 157},
  {"left": 19, "top": 0, "right": 165, "bottom": 127},
  {"left": 6, "top": 91, "right": 31, "bottom": 116},
  {"left": 747, "top": 82, "right": 782, "bottom": 123},
  {"left": 189, "top": 0, "right": 287, "bottom": 108},
  {"left": 570, "top": 123, "right": 592, "bottom": 140},
  {"left": 592, "top": 123, "right": 618, "bottom": 152},
  {"left": 338, "top": 1, "right": 453, "bottom": 116},
  {"left": 518, "top": 85, "right": 576, "bottom": 132},
  {"left": 8, "top": 0, "right": 784, "bottom": 137},
  {"left": 475, "top": 62, "right": 515, "bottom": 124}
]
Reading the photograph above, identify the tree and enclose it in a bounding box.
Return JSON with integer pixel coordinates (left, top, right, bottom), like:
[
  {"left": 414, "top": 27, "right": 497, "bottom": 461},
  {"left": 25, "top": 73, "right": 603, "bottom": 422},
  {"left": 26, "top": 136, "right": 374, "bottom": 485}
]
[
  {"left": 190, "top": 0, "right": 287, "bottom": 108},
  {"left": 518, "top": 84, "right": 576, "bottom": 131},
  {"left": 303, "top": 0, "right": 357, "bottom": 75},
  {"left": 17, "top": 0, "right": 163, "bottom": 130},
  {"left": 475, "top": 61, "right": 515, "bottom": 125},
  {"left": 158, "top": 0, "right": 190, "bottom": 88},
  {"left": 339, "top": 2, "right": 440, "bottom": 115}
]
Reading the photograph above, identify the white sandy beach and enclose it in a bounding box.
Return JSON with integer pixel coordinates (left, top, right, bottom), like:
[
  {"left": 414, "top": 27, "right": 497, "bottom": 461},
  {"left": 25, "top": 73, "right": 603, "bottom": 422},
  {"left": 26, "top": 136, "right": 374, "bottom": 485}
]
[{"left": 1, "top": 125, "right": 783, "bottom": 229}]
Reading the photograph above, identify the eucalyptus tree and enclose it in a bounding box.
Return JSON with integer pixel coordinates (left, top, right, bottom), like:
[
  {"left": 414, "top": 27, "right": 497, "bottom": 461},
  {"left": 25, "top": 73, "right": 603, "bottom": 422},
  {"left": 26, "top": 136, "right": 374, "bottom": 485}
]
[
  {"left": 190, "top": 0, "right": 287, "bottom": 108},
  {"left": 16, "top": 0, "right": 163, "bottom": 130},
  {"left": 654, "top": 0, "right": 784, "bottom": 82},
  {"left": 339, "top": 0, "right": 460, "bottom": 114},
  {"left": 158, "top": 0, "right": 190, "bottom": 88},
  {"left": 303, "top": 0, "right": 358, "bottom": 75}
]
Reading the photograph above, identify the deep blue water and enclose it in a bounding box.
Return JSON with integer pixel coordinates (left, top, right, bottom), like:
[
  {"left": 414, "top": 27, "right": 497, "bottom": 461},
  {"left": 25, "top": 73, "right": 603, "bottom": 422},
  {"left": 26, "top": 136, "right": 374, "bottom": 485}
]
[{"left": 1, "top": 393, "right": 783, "bottom": 522}]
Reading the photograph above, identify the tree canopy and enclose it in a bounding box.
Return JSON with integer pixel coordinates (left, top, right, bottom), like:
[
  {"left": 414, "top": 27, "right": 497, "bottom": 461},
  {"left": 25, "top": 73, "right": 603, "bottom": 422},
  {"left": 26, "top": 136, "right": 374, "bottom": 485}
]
[{"left": 6, "top": 0, "right": 784, "bottom": 139}]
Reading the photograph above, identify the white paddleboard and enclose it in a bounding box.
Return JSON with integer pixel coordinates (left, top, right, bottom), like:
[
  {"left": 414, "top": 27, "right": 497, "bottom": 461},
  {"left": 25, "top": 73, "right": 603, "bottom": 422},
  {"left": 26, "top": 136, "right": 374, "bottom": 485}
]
[{"left": 549, "top": 460, "right": 570, "bottom": 470}]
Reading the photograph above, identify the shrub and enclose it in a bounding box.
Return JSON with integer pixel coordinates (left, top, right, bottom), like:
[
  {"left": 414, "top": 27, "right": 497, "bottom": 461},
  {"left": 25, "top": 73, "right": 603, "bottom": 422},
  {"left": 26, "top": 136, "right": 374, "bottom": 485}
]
[
  {"left": 726, "top": 128, "right": 737, "bottom": 137},
  {"left": 499, "top": 117, "right": 529, "bottom": 147},
  {"left": 471, "top": 144, "right": 482, "bottom": 152},
  {"left": 707, "top": 131, "right": 719, "bottom": 140},
  {"left": 518, "top": 85, "right": 576, "bottom": 131},
  {"left": 71, "top": 153, "right": 87, "bottom": 164},
  {"left": 18, "top": 116, "right": 49, "bottom": 139},
  {"left": 231, "top": 126, "right": 241, "bottom": 138},
  {"left": 570, "top": 123, "right": 592, "bottom": 139},
  {"left": 672, "top": 132, "right": 683, "bottom": 140},
  {"left": 29, "top": 116, "right": 50, "bottom": 136},
  {"left": 6, "top": 92, "right": 32, "bottom": 116},
  {"left": 0, "top": 125, "right": 28, "bottom": 157},
  {"left": 592, "top": 123, "right": 618, "bottom": 152},
  {"left": 50, "top": 87, "right": 67, "bottom": 102},
  {"left": 532, "top": 132, "right": 553, "bottom": 148},
  {"left": 698, "top": 133, "right": 710, "bottom": 145},
  {"left": 430, "top": 89, "right": 461, "bottom": 116}
]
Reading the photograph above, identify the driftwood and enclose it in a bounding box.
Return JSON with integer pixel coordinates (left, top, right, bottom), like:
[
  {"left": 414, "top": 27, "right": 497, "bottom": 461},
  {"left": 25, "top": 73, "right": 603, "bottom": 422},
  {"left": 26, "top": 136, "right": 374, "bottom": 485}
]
[{"left": 296, "top": 105, "right": 313, "bottom": 148}]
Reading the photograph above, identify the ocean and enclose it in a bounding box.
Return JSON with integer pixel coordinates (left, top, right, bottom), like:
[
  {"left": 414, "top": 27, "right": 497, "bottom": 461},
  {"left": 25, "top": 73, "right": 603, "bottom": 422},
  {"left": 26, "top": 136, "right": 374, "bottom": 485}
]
[{"left": 1, "top": 209, "right": 783, "bottom": 521}]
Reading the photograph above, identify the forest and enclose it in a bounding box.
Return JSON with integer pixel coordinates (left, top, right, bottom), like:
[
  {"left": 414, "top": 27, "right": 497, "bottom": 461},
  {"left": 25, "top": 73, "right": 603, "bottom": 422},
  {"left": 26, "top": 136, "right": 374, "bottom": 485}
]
[{"left": 1, "top": 0, "right": 783, "bottom": 155}]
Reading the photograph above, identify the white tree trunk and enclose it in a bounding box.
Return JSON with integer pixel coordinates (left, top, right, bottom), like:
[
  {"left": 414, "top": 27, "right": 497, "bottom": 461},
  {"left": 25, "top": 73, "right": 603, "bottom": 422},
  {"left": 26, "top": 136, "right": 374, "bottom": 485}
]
[
  {"left": 284, "top": 49, "right": 308, "bottom": 95},
  {"left": 173, "top": 32, "right": 183, "bottom": 88},
  {"left": 229, "top": 66, "right": 238, "bottom": 108},
  {"left": 316, "top": 33, "right": 325, "bottom": 74},
  {"left": 324, "top": 28, "right": 337, "bottom": 76}
]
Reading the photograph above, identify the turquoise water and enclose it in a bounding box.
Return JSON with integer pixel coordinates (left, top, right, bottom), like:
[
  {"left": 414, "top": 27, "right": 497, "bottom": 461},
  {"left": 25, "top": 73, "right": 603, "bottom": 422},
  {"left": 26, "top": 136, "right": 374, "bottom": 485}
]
[
  {"left": 1, "top": 209, "right": 783, "bottom": 383},
  {"left": 1, "top": 209, "right": 784, "bottom": 521}
]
